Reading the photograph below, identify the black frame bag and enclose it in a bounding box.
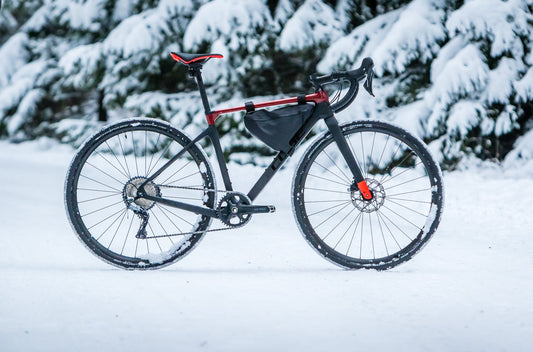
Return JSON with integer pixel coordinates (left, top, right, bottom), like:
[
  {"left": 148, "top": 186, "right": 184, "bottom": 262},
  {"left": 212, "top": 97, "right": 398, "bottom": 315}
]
[{"left": 244, "top": 104, "right": 314, "bottom": 150}]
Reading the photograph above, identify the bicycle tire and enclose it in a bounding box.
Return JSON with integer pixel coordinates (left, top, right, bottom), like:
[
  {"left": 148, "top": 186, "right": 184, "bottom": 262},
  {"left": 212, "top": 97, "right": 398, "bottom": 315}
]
[
  {"left": 65, "top": 118, "right": 216, "bottom": 269},
  {"left": 292, "top": 120, "right": 444, "bottom": 270}
]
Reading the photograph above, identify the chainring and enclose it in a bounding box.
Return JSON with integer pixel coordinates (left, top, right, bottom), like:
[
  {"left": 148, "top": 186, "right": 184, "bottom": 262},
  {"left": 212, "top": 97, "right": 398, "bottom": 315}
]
[{"left": 217, "top": 192, "right": 252, "bottom": 227}]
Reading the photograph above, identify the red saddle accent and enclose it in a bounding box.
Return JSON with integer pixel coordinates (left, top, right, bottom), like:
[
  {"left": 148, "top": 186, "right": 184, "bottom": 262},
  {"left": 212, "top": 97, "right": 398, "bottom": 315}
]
[{"left": 170, "top": 52, "right": 223, "bottom": 65}]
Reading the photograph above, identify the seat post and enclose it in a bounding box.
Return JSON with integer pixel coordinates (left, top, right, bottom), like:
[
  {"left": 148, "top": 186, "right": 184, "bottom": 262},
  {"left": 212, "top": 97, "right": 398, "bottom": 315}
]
[{"left": 188, "top": 64, "right": 212, "bottom": 114}]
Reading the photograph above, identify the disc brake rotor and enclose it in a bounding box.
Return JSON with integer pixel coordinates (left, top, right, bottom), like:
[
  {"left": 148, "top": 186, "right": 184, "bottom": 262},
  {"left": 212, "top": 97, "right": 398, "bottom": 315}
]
[{"left": 351, "top": 178, "right": 386, "bottom": 213}]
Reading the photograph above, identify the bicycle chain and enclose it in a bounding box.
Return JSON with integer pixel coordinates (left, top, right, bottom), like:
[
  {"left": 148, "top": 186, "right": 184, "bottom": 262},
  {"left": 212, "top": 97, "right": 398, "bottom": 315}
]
[{"left": 143, "top": 184, "right": 247, "bottom": 239}]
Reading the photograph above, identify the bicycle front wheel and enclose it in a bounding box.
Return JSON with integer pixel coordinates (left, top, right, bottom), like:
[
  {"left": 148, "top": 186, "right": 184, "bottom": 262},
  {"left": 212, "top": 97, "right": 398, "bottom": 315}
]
[
  {"left": 292, "top": 120, "right": 444, "bottom": 270},
  {"left": 65, "top": 118, "right": 216, "bottom": 269}
]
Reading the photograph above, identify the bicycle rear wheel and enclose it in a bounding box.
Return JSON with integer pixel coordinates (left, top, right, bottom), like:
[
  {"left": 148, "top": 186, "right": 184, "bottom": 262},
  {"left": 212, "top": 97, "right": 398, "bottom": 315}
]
[
  {"left": 292, "top": 120, "right": 444, "bottom": 270},
  {"left": 65, "top": 118, "right": 216, "bottom": 269}
]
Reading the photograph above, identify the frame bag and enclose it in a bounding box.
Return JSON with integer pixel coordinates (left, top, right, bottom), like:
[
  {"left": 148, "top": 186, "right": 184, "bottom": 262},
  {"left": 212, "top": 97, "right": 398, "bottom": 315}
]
[{"left": 244, "top": 103, "right": 314, "bottom": 150}]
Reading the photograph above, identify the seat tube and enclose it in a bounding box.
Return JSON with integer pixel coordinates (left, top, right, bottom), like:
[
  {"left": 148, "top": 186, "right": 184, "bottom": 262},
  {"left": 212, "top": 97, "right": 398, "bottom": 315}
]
[
  {"left": 190, "top": 65, "right": 212, "bottom": 114},
  {"left": 324, "top": 115, "right": 372, "bottom": 200}
]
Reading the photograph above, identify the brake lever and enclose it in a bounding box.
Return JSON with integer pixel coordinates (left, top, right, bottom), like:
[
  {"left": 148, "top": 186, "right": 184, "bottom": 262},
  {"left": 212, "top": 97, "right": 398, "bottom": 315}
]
[{"left": 363, "top": 69, "right": 375, "bottom": 97}]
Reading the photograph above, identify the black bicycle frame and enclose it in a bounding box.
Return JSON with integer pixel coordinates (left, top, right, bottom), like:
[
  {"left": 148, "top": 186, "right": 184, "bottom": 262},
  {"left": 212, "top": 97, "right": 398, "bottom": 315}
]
[{"left": 137, "top": 65, "right": 370, "bottom": 218}]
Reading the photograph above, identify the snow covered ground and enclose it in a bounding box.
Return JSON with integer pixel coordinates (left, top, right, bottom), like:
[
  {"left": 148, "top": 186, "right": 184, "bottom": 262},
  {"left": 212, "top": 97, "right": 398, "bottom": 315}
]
[{"left": 1, "top": 139, "right": 533, "bottom": 351}]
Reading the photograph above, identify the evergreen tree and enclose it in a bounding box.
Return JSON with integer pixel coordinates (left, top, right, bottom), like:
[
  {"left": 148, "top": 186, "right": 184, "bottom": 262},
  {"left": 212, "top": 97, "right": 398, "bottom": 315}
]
[{"left": 0, "top": 0, "right": 531, "bottom": 168}]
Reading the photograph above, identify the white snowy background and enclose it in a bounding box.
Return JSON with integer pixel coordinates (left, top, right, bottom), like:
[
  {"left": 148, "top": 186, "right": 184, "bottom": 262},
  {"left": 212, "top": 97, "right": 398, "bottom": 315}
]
[{"left": 1, "top": 0, "right": 533, "bottom": 351}]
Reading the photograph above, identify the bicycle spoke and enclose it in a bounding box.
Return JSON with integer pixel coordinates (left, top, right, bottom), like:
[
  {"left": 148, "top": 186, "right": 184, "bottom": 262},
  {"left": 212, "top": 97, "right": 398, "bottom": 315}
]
[
  {"left": 146, "top": 133, "right": 161, "bottom": 175},
  {"left": 323, "top": 150, "right": 351, "bottom": 183},
  {"left": 360, "top": 132, "right": 367, "bottom": 178},
  {"left": 305, "top": 199, "right": 349, "bottom": 204},
  {"left": 88, "top": 207, "right": 126, "bottom": 230},
  {"left": 376, "top": 211, "right": 407, "bottom": 249},
  {"left": 80, "top": 174, "right": 122, "bottom": 192},
  {"left": 348, "top": 134, "right": 365, "bottom": 179},
  {"left": 375, "top": 211, "right": 390, "bottom": 257},
  {"left": 155, "top": 204, "right": 183, "bottom": 233},
  {"left": 387, "top": 188, "right": 431, "bottom": 197},
  {"left": 164, "top": 171, "right": 200, "bottom": 186},
  {"left": 307, "top": 200, "right": 351, "bottom": 217},
  {"left": 131, "top": 131, "right": 140, "bottom": 176},
  {"left": 387, "top": 199, "right": 429, "bottom": 218},
  {"left": 385, "top": 175, "right": 428, "bottom": 190},
  {"left": 78, "top": 193, "right": 119, "bottom": 204},
  {"left": 377, "top": 209, "right": 414, "bottom": 241},
  {"left": 85, "top": 161, "right": 125, "bottom": 186},
  {"left": 116, "top": 134, "right": 132, "bottom": 178},
  {"left": 345, "top": 211, "right": 363, "bottom": 255},
  {"left": 381, "top": 159, "right": 423, "bottom": 185},
  {"left": 120, "top": 214, "right": 135, "bottom": 255},
  {"left": 313, "top": 160, "right": 351, "bottom": 185},
  {"left": 107, "top": 209, "right": 128, "bottom": 249},
  {"left": 144, "top": 130, "right": 148, "bottom": 175},
  {"left": 97, "top": 149, "right": 129, "bottom": 179},
  {"left": 104, "top": 141, "right": 130, "bottom": 179},
  {"left": 81, "top": 199, "right": 124, "bottom": 217},
  {"left": 379, "top": 141, "right": 402, "bottom": 183},
  {"left": 305, "top": 187, "right": 349, "bottom": 194},
  {"left": 160, "top": 160, "right": 193, "bottom": 185},
  {"left": 369, "top": 213, "right": 375, "bottom": 259},
  {"left": 147, "top": 138, "right": 173, "bottom": 176},
  {"left": 147, "top": 222, "right": 164, "bottom": 252},
  {"left": 382, "top": 204, "right": 423, "bottom": 231},
  {"left": 157, "top": 204, "right": 195, "bottom": 227},
  {"left": 96, "top": 208, "right": 127, "bottom": 241},
  {"left": 333, "top": 211, "right": 362, "bottom": 249},
  {"left": 323, "top": 207, "right": 356, "bottom": 241},
  {"left": 307, "top": 173, "right": 350, "bottom": 186},
  {"left": 77, "top": 188, "right": 121, "bottom": 194},
  {"left": 386, "top": 197, "right": 431, "bottom": 204},
  {"left": 313, "top": 202, "right": 352, "bottom": 230},
  {"left": 376, "top": 134, "right": 390, "bottom": 170}
]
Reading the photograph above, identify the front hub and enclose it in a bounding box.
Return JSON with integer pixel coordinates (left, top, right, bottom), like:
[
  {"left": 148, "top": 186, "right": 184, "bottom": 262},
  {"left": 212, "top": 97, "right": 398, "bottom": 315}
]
[
  {"left": 351, "top": 178, "right": 386, "bottom": 213},
  {"left": 122, "top": 176, "right": 161, "bottom": 211}
]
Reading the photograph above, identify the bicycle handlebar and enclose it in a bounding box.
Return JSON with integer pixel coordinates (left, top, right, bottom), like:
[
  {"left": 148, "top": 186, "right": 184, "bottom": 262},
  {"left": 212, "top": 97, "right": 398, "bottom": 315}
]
[{"left": 310, "top": 57, "right": 375, "bottom": 113}]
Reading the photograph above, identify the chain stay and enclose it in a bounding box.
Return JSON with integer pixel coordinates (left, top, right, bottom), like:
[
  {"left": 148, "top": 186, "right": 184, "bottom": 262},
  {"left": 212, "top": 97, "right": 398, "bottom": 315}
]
[{"left": 143, "top": 184, "right": 245, "bottom": 239}]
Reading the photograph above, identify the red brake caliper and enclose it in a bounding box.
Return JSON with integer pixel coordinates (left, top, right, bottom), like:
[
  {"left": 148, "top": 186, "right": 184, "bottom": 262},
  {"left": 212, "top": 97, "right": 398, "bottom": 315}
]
[{"left": 357, "top": 180, "right": 373, "bottom": 200}]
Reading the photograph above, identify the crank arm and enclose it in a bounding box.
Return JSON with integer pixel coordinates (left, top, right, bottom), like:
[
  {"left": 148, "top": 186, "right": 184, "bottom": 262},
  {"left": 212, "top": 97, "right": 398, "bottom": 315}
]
[{"left": 238, "top": 205, "right": 276, "bottom": 214}]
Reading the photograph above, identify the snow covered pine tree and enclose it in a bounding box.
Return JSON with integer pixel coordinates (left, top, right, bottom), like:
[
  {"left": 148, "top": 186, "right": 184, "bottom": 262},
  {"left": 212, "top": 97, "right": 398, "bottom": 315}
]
[{"left": 0, "top": 0, "right": 532, "bottom": 168}]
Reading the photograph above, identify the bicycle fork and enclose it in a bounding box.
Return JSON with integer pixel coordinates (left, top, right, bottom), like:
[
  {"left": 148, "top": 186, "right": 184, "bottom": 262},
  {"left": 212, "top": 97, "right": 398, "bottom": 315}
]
[{"left": 324, "top": 115, "right": 373, "bottom": 200}]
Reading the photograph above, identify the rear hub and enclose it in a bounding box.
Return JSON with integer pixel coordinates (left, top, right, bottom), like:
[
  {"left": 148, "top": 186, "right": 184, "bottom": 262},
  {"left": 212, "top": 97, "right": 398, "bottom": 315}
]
[{"left": 122, "top": 176, "right": 161, "bottom": 211}]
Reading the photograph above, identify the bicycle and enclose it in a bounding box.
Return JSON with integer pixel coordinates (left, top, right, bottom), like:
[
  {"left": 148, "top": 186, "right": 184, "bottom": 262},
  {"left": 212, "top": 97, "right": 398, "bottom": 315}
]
[{"left": 65, "top": 52, "right": 444, "bottom": 270}]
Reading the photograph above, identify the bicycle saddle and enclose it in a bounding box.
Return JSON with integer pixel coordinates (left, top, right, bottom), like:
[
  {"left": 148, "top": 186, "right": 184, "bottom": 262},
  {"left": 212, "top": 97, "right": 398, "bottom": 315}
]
[{"left": 170, "top": 52, "right": 223, "bottom": 65}]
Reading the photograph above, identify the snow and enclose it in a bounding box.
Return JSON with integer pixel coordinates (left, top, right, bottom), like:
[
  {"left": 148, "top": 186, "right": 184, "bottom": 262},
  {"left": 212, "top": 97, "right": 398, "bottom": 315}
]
[
  {"left": 183, "top": 0, "right": 271, "bottom": 52},
  {"left": 445, "top": 100, "right": 483, "bottom": 138},
  {"left": 0, "top": 60, "right": 48, "bottom": 128},
  {"left": 6, "top": 88, "right": 44, "bottom": 135},
  {"left": 514, "top": 66, "right": 533, "bottom": 102},
  {"left": 104, "top": 10, "right": 169, "bottom": 57},
  {"left": 1, "top": 140, "right": 533, "bottom": 351},
  {"left": 0, "top": 32, "right": 29, "bottom": 89},
  {"left": 446, "top": 0, "right": 531, "bottom": 58},
  {"left": 484, "top": 57, "right": 524, "bottom": 104},
  {"left": 278, "top": 0, "right": 342, "bottom": 51},
  {"left": 59, "top": 43, "right": 103, "bottom": 88},
  {"left": 371, "top": 0, "right": 446, "bottom": 75},
  {"left": 318, "top": 0, "right": 447, "bottom": 76}
]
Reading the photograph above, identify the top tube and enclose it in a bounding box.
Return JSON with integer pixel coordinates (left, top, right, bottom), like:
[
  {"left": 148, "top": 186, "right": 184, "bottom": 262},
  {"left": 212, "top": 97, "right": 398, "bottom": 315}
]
[{"left": 205, "top": 90, "right": 329, "bottom": 125}]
